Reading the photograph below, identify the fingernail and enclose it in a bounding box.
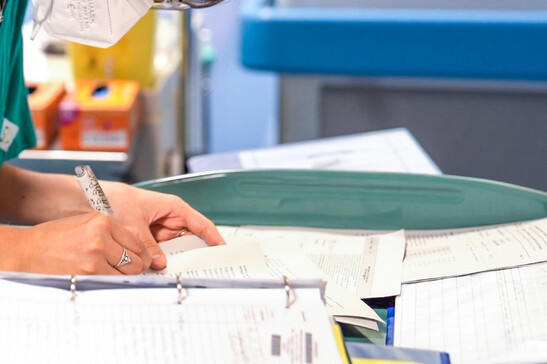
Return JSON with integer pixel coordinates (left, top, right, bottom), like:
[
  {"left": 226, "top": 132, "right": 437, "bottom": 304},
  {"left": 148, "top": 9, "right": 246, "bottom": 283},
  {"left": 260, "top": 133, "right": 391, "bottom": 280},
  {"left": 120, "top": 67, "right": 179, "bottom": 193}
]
[{"left": 152, "top": 253, "right": 166, "bottom": 266}]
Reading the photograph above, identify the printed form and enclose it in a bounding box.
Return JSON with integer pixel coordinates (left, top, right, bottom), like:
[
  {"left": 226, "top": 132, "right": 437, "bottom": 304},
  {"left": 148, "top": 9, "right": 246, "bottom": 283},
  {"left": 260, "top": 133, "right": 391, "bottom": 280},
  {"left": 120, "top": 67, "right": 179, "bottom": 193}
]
[
  {"left": 219, "top": 226, "right": 406, "bottom": 298},
  {"left": 394, "top": 261, "right": 547, "bottom": 364},
  {"left": 0, "top": 280, "right": 344, "bottom": 364},
  {"left": 154, "top": 232, "right": 385, "bottom": 328},
  {"left": 402, "top": 218, "right": 547, "bottom": 282},
  {"left": 144, "top": 240, "right": 270, "bottom": 279}
]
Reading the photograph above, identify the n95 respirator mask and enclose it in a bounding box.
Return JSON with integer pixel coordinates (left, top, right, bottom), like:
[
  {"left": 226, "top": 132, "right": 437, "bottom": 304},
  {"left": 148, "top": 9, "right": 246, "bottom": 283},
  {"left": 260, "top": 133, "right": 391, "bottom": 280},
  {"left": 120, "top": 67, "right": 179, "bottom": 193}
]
[{"left": 30, "top": 0, "right": 154, "bottom": 48}]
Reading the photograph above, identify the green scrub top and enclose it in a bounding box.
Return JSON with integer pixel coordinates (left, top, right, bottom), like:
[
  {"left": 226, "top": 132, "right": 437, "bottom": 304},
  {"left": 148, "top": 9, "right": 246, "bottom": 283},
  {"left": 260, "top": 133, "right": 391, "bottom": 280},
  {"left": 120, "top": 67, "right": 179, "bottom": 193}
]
[{"left": 0, "top": 0, "right": 36, "bottom": 166}]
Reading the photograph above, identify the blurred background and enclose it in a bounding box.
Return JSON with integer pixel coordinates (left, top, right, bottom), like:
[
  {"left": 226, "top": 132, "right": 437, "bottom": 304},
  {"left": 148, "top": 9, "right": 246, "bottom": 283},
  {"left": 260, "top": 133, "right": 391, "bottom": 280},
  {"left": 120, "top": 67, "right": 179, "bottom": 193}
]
[{"left": 15, "top": 0, "right": 547, "bottom": 191}]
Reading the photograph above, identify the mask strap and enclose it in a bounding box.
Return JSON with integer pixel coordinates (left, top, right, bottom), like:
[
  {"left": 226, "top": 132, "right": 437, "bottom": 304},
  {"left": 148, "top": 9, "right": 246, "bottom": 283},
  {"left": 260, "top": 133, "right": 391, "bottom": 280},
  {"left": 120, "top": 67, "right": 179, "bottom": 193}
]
[{"left": 30, "top": 0, "right": 54, "bottom": 40}]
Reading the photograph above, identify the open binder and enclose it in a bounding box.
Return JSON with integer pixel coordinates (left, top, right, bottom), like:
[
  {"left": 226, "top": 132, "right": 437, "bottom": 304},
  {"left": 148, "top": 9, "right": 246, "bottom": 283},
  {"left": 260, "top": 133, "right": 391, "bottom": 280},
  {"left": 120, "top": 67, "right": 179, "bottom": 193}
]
[{"left": 0, "top": 272, "right": 348, "bottom": 363}]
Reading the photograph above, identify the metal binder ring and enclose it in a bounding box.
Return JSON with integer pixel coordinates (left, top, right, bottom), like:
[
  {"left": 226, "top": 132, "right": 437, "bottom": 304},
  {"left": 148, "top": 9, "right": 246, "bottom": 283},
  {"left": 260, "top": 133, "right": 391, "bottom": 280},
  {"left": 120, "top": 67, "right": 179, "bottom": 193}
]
[{"left": 115, "top": 247, "right": 132, "bottom": 268}]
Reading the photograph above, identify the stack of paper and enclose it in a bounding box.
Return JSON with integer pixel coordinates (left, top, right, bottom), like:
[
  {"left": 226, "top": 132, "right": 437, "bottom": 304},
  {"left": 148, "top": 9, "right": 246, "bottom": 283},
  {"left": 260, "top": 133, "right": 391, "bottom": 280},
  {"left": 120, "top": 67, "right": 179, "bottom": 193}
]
[{"left": 149, "top": 227, "right": 407, "bottom": 331}]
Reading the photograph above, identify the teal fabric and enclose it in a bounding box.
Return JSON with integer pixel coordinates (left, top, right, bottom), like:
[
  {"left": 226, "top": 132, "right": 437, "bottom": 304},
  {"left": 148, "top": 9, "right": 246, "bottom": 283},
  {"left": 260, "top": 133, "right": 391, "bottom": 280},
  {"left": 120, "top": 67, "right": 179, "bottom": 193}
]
[{"left": 0, "top": 0, "right": 36, "bottom": 166}]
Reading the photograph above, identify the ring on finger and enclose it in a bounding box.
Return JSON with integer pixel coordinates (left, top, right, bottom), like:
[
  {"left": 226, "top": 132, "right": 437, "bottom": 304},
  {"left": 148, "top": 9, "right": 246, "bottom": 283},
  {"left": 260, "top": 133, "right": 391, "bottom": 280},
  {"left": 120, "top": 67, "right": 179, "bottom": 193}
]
[{"left": 115, "top": 247, "right": 132, "bottom": 268}]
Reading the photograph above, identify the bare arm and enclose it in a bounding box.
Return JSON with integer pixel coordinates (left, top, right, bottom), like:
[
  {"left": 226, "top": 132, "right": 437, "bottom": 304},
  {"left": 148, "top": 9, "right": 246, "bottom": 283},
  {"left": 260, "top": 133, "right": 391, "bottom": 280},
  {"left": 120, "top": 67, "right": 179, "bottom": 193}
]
[
  {"left": 0, "top": 163, "right": 89, "bottom": 224},
  {"left": 0, "top": 163, "right": 224, "bottom": 273}
]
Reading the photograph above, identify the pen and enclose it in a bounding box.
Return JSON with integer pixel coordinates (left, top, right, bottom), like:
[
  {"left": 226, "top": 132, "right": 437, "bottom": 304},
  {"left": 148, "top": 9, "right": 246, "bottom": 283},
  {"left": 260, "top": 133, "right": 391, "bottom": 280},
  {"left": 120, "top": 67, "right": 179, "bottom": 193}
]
[{"left": 75, "top": 165, "right": 113, "bottom": 216}]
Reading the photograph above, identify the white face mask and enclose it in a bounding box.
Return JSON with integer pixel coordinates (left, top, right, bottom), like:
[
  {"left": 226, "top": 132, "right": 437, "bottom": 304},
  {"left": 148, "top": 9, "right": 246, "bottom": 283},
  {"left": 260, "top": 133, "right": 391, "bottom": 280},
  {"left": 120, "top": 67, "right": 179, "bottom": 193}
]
[{"left": 30, "top": 0, "right": 154, "bottom": 48}]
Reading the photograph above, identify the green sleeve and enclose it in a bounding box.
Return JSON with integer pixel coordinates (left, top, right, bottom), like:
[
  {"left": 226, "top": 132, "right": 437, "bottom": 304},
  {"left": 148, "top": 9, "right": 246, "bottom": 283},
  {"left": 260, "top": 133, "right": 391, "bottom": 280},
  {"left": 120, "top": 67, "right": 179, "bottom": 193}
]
[{"left": 0, "top": 0, "right": 37, "bottom": 166}]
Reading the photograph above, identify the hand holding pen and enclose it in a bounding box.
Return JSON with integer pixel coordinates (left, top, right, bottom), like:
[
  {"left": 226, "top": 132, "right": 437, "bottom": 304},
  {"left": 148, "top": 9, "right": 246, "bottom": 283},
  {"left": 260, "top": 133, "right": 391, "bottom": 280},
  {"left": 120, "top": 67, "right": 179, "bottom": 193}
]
[
  {"left": 0, "top": 162, "right": 222, "bottom": 275},
  {"left": 75, "top": 165, "right": 134, "bottom": 269}
]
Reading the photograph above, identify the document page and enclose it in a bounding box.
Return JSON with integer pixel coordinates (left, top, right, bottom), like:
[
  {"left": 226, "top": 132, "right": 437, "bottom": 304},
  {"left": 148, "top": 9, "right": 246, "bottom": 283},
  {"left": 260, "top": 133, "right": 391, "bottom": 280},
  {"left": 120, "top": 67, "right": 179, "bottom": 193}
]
[
  {"left": 238, "top": 128, "right": 441, "bottom": 174},
  {"left": 145, "top": 240, "right": 270, "bottom": 279},
  {"left": 0, "top": 280, "right": 344, "bottom": 364},
  {"left": 219, "top": 226, "right": 406, "bottom": 298},
  {"left": 394, "top": 261, "right": 547, "bottom": 364},
  {"left": 262, "top": 241, "right": 383, "bottom": 329},
  {"left": 156, "top": 232, "right": 384, "bottom": 328},
  {"left": 402, "top": 218, "right": 547, "bottom": 282}
]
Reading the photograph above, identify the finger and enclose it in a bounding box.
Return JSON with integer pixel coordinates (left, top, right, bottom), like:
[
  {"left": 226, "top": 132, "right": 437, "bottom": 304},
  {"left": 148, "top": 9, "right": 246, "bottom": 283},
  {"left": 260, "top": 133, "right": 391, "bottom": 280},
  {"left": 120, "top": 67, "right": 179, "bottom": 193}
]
[
  {"left": 179, "top": 206, "right": 225, "bottom": 246},
  {"left": 108, "top": 244, "right": 146, "bottom": 275},
  {"left": 109, "top": 221, "right": 152, "bottom": 273},
  {"left": 96, "top": 260, "right": 124, "bottom": 275},
  {"left": 135, "top": 227, "right": 167, "bottom": 271}
]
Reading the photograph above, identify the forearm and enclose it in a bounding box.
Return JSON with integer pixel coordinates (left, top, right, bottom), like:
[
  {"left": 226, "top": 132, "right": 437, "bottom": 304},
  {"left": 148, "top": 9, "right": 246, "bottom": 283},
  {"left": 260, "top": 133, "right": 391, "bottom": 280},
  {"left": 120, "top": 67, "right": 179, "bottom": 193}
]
[{"left": 0, "top": 163, "right": 90, "bottom": 224}]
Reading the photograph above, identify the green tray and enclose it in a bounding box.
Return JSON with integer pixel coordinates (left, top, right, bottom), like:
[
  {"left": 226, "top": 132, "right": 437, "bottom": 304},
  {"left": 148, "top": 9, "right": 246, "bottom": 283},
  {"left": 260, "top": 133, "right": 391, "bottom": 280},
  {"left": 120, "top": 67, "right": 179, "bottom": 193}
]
[{"left": 136, "top": 170, "right": 547, "bottom": 230}]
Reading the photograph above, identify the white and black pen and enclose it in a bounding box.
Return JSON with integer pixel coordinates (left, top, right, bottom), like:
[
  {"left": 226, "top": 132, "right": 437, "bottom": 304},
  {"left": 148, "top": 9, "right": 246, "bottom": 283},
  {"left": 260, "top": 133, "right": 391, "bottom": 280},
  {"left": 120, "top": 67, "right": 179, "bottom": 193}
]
[{"left": 74, "top": 165, "right": 114, "bottom": 216}]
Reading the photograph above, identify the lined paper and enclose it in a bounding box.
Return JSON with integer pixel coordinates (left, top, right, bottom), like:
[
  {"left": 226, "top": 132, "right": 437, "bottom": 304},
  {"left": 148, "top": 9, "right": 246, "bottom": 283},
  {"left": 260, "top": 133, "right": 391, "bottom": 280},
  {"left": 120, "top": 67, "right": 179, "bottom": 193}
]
[{"left": 394, "top": 261, "right": 547, "bottom": 364}]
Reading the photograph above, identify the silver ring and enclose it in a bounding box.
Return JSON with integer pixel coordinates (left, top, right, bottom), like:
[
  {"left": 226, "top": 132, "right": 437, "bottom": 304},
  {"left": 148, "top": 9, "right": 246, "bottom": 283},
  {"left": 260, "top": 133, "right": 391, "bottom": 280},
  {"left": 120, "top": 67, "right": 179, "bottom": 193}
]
[
  {"left": 115, "top": 247, "right": 132, "bottom": 268},
  {"left": 179, "top": 230, "right": 188, "bottom": 237}
]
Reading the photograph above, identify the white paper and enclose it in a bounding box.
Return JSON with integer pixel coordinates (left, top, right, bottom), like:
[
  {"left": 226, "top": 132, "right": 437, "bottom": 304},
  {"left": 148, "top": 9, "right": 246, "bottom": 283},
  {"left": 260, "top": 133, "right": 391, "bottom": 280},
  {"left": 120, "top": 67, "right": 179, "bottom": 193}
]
[
  {"left": 394, "top": 261, "right": 547, "bottom": 364},
  {"left": 402, "top": 217, "right": 547, "bottom": 282},
  {"left": 158, "top": 233, "right": 383, "bottom": 327},
  {"left": 145, "top": 241, "right": 270, "bottom": 279},
  {"left": 262, "top": 242, "right": 383, "bottom": 326},
  {"left": 220, "top": 226, "right": 406, "bottom": 298},
  {"left": 0, "top": 280, "right": 344, "bottom": 364},
  {"left": 238, "top": 128, "right": 441, "bottom": 174}
]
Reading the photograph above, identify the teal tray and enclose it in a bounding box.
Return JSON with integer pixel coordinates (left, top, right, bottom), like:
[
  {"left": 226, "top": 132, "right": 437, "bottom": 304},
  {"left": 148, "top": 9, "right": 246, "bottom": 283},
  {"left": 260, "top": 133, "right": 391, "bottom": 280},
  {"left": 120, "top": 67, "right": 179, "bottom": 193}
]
[{"left": 136, "top": 170, "right": 547, "bottom": 230}]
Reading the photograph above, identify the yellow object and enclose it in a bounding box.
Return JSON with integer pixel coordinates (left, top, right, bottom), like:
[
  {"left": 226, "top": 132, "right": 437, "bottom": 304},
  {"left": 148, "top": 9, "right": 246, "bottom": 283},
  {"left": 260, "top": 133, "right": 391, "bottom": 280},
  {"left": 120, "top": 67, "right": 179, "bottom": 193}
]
[
  {"left": 68, "top": 12, "right": 156, "bottom": 89},
  {"left": 332, "top": 324, "right": 351, "bottom": 364}
]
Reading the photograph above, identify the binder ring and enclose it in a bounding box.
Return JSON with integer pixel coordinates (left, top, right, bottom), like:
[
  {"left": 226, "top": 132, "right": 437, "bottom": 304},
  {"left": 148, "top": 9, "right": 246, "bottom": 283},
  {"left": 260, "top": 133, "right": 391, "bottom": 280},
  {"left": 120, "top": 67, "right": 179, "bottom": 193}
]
[
  {"left": 70, "top": 275, "right": 77, "bottom": 301},
  {"left": 176, "top": 274, "right": 186, "bottom": 304},
  {"left": 283, "top": 276, "right": 295, "bottom": 309}
]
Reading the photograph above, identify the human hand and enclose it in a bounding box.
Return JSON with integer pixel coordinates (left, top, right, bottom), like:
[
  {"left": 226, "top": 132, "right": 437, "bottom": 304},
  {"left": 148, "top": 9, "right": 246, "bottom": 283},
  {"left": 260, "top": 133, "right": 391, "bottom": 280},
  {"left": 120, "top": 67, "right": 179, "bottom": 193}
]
[
  {"left": 12, "top": 212, "right": 152, "bottom": 275},
  {"left": 102, "top": 182, "right": 225, "bottom": 270}
]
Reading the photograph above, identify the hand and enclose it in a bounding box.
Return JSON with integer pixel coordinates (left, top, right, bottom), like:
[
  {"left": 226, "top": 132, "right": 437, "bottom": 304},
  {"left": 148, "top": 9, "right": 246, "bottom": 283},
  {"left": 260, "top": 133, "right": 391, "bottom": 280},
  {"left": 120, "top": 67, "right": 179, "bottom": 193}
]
[
  {"left": 103, "top": 182, "right": 225, "bottom": 270},
  {"left": 9, "top": 212, "right": 152, "bottom": 275}
]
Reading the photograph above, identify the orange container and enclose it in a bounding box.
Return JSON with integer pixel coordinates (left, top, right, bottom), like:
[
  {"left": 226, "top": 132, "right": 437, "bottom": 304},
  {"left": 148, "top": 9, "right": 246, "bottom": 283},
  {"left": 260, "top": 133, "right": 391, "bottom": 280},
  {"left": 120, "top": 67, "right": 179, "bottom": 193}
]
[
  {"left": 27, "top": 82, "right": 65, "bottom": 149},
  {"left": 59, "top": 80, "right": 140, "bottom": 152}
]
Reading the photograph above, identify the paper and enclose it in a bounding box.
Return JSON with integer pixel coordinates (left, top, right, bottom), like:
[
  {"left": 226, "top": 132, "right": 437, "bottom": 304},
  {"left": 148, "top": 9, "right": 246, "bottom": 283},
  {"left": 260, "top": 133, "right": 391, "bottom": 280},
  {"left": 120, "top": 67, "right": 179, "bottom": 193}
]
[
  {"left": 0, "top": 279, "right": 344, "bottom": 364},
  {"left": 158, "top": 232, "right": 384, "bottom": 328},
  {"left": 261, "top": 241, "right": 383, "bottom": 328},
  {"left": 219, "top": 226, "right": 406, "bottom": 298},
  {"left": 394, "top": 261, "right": 547, "bottom": 364},
  {"left": 145, "top": 240, "right": 270, "bottom": 279},
  {"left": 402, "top": 217, "right": 547, "bottom": 282},
  {"left": 237, "top": 128, "right": 441, "bottom": 174}
]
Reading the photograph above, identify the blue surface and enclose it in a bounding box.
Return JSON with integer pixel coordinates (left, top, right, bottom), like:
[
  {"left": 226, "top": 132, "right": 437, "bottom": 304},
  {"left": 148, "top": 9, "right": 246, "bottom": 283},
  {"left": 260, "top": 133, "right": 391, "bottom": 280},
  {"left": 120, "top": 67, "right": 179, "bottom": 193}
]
[
  {"left": 241, "top": 1, "right": 547, "bottom": 80},
  {"left": 386, "top": 306, "right": 395, "bottom": 346},
  {"left": 197, "top": 2, "right": 279, "bottom": 154},
  {"left": 346, "top": 341, "right": 451, "bottom": 363}
]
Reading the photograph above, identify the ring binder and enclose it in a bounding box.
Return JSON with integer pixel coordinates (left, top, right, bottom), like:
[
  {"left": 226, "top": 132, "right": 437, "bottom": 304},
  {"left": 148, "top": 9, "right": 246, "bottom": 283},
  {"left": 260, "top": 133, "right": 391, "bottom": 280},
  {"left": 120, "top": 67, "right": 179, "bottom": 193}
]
[
  {"left": 176, "top": 273, "right": 185, "bottom": 304},
  {"left": 0, "top": 275, "right": 342, "bottom": 363},
  {"left": 284, "top": 275, "right": 296, "bottom": 309},
  {"left": 70, "top": 275, "right": 77, "bottom": 301}
]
